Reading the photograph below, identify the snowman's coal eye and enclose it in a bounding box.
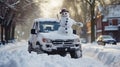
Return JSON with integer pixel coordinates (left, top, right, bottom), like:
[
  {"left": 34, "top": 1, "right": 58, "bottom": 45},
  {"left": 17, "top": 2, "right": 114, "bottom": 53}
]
[
  {"left": 65, "top": 28, "right": 67, "bottom": 30},
  {"left": 65, "top": 13, "right": 67, "bottom": 15}
]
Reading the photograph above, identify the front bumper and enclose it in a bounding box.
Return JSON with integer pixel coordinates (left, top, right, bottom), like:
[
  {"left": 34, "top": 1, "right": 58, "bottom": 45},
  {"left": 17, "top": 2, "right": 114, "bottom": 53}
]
[
  {"left": 104, "top": 41, "right": 116, "bottom": 44},
  {"left": 42, "top": 43, "right": 81, "bottom": 52},
  {"left": 43, "top": 45, "right": 81, "bottom": 54}
]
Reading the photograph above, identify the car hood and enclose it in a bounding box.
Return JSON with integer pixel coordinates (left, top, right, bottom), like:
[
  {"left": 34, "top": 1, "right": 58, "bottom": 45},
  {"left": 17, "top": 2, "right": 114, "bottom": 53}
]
[{"left": 39, "top": 31, "right": 79, "bottom": 40}]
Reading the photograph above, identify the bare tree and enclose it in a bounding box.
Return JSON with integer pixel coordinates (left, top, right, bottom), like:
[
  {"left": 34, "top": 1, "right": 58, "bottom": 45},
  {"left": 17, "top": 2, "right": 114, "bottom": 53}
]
[
  {"left": 83, "top": 0, "right": 95, "bottom": 43},
  {"left": 81, "top": 0, "right": 109, "bottom": 42},
  {"left": 0, "top": 0, "right": 39, "bottom": 44}
]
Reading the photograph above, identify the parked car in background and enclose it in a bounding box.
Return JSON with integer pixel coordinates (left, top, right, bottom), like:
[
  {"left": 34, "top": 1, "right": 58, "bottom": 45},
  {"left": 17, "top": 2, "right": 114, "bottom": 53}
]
[
  {"left": 96, "top": 35, "right": 117, "bottom": 45},
  {"left": 80, "top": 38, "right": 87, "bottom": 44}
]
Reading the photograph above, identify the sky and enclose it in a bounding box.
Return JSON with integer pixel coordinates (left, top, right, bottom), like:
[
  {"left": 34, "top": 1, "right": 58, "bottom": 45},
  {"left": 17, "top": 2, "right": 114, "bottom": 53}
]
[{"left": 33, "top": 0, "right": 64, "bottom": 18}]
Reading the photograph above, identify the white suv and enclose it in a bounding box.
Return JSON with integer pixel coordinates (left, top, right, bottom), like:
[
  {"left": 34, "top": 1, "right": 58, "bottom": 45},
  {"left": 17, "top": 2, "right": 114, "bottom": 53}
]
[{"left": 28, "top": 18, "right": 82, "bottom": 58}]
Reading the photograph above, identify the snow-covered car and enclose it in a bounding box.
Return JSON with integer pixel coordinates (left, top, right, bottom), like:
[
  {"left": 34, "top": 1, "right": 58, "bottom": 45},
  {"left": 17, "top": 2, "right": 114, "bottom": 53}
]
[
  {"left": 96, "top": 35, "right": 117, "bottom": 45},
  {"left": 28, "top": 18, "right": 82, "bottom": 58}
]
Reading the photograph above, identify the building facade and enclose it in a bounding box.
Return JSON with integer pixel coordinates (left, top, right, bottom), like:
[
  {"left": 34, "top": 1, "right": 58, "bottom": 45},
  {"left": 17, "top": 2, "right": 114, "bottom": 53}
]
[{"left": 95, "top": 5, "right": 120, "bottom": 42}]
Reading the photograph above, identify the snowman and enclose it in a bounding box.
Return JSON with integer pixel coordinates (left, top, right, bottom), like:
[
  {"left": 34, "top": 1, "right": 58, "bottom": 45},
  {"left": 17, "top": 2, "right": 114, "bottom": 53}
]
[{"left": 58, "top": 8, "right": 83, "bottom": 35}]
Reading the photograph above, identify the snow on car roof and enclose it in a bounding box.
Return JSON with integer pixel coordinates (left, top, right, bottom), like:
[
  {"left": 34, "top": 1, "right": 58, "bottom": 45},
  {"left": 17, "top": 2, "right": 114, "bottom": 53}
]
[{"left": 34, "top": 18, "right": 59, "bottom": 22}]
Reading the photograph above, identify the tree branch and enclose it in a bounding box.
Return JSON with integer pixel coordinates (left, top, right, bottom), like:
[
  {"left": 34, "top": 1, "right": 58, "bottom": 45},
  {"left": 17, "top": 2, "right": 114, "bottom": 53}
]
[
  {"left": 22, "top": 2, "right": 34, "bottom": 9},
  {"left": 25, "top": 0, "right": 31, "bottom": 3},
  {"left": 0, "top": 0, "right": 4, "bottom": 3},
  {"left": 0, "top": 16, "right": 4, "bottom": 20},
  {"left": 0, "top": 0, "right": 18, "bottom": 11},
  {"left": 5, "top": 3, "right": 18, "bottom": 11},
  {"left": 11, "top": 0, "right": 20, "bottom": 6},
  {"left": 85, "top": 0, "right": 92, "bottom": 5},
  {"left": 22, "top": 0, "right": 43, "bottom": 9}
]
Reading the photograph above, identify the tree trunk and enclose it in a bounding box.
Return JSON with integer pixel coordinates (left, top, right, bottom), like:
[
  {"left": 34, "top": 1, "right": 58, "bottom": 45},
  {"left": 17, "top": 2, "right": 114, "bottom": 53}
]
[
  {"left": 1, "top": 25, "right": 4, "bottom": 42},
  {"left": 5, "top": 26, "right": 8, "bottom": 43},
  {"left": 90, "top": 1, "right": 95, "bottom": 43},
  {"left": 4, "top": 9, "right": 14, "bottom": 43},
  {"left": 11, "top": 22, "right": 15, "bottom": 40}
]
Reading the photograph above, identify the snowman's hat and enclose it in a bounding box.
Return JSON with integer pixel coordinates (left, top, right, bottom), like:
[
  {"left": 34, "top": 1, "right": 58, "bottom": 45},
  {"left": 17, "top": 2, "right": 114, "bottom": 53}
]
[{"left": 60, "top": 8, "right": 69, "bottom": 14}]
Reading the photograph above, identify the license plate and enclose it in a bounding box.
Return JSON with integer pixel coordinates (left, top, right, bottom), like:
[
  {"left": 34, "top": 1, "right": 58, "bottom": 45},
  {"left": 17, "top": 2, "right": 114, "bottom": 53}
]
[
  {"left": 110, "top": 42, "right": 113, "bottom": 44},
  {"left": 63, "top": 45, "right": 74, "bottom": 47}
]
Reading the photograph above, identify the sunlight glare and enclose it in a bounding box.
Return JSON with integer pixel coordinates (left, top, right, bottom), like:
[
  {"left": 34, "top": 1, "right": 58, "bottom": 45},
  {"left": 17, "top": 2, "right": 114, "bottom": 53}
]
[
  {"left": 34, "top": 0, "right": 64, "bottom": 18},
  {"left": 105, "top": 0, "right": 111, "bottom": 4}
]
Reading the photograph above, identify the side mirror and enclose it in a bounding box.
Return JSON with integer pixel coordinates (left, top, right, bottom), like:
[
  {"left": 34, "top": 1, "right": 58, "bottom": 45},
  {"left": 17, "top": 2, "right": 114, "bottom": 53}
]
[
  {"left": 73, "top": 30, "right": 76, "bottom": 34},
  {"left": 31, "top": 29, "right": 36, "bottom": 34}
]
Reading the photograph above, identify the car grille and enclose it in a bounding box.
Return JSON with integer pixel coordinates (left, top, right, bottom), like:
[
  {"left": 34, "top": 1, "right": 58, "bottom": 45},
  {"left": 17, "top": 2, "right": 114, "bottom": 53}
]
[
  {"left": 102, "top": 40, "right": 115, "bottom": 44},
  {"left": 51, "top": 39, "right": 74, "bottom": 45},
  {"left": 108, "top": 40, "right": 115, "bottom": 42}
]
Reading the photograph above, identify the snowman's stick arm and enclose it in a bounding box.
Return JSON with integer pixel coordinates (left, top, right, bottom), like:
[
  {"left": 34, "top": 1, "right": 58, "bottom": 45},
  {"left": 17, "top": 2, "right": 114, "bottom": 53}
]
[
  {"left": 76, "top": 22, "right": 83, "bottom": 27},
  {"left": 71, "top": 19, "right": 83, "bottom": 27}
]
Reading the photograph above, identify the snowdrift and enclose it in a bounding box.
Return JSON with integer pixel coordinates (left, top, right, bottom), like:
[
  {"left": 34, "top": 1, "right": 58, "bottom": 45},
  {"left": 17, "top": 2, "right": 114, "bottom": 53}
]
[
  {"left": 0, "top": 41, "right": 106, "bottom": 67},
  {"left": 83, "top": 43, "right": 120, "bottom": 67}
]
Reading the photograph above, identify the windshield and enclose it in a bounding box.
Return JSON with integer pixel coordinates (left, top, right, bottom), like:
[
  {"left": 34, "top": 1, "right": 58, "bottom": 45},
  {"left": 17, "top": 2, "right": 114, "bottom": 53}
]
[
  {"left": 39, "top": 21, "right": 60, "bottom": 32},
  {"left": 102, "top": 36, "right": 113, "bottom": 39}
]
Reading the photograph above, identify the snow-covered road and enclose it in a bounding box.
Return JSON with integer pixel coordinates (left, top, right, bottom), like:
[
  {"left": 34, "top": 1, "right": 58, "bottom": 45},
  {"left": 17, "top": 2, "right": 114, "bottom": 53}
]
[{"left": 1, "top": 41, "right": 119, "bottom": 67}]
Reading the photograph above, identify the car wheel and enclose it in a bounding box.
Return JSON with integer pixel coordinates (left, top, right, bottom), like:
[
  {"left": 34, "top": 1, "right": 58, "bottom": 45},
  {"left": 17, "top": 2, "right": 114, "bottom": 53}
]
[
  {"left": 97, "top": 42, "right": 101, "bottom": 45},
  {"left": 97, "top": 41, "right": 104, "bottom": 45},
  {"left": 28, "top": 44, "right": 33, "bottom": 53},
  {"left": 60, "top": 52, "right": 67, "bottom": 57},
  {"left": 36, "top": 42, "right": 44, "bottom": 54},
  {"left": 113, "top": 42, "right": 117, "bottom": 45},
  {"left": 70, "top": 49, "right": 82, "bottom": 59},
  {"left": 97, "top": 42, "right": 105, "bottom": 46},
  {"left": 103, "top": 42, "right": 106, "bottom": 46}
]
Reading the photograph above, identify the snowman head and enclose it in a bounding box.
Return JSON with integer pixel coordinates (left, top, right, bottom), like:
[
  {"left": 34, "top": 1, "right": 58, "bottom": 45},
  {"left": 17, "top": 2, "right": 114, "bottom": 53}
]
[{"left": 60, "top": 8, "right": 69, "bottom": 17}]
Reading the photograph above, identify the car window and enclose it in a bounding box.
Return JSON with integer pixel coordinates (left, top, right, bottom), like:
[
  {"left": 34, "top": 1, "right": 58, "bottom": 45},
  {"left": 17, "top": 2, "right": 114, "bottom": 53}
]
[
  {"left": 97, "top": 35, "right": 114, "bottom": 41},
  {"left": 102, "top": 36, "right": 112, "bottom": 39},
  {"left": 39, "top": 21, "right": 60, "bottom": 32}
]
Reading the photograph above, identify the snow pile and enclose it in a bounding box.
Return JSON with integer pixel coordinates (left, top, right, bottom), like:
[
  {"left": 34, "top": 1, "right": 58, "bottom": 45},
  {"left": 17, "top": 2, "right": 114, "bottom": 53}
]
[
  {"left": 0, "top": 41, "right": 107, "bottom": 67},
  {"left": 83, "top": 43, "right": 120, "bottom": 67}
]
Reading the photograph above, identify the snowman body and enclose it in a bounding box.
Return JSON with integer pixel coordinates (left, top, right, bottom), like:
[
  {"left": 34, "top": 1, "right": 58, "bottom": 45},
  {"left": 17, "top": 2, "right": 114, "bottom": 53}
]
[{"left": 58, "top": 16, "right": 76, "bottom": 35}]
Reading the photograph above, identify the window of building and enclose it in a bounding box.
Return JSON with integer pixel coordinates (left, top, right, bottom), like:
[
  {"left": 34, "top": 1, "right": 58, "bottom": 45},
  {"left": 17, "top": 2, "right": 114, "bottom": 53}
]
[
  {"left": 108, "top": 19, "right": 113, "bottom": 25},
  {"left": 118, "top": 18, "right": 120, "bottom": 24},
  {"left": 109, "top": 33, "right": 113, "bottom": 37}
]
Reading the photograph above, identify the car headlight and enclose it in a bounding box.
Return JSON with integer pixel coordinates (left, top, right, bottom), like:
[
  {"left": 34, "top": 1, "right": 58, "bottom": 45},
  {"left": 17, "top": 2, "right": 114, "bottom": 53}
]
[
  {"left": 74, "top": 38, "right": 80, "bottom": 42},
  {"left": 42, "top": 38, "right": 51, "bottom": 43}
]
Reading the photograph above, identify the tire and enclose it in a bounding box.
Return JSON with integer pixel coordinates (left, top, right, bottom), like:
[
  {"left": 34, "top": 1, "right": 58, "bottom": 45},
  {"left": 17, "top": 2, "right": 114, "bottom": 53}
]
[
  {"left": 113, "top": 42, "right": 117, "bottom": 45},
  {"left": 97, "top": 41, "right": 101, "bottom": 45},
  {"left": 36, "top": 42, "right": 43, "bottom": 54},
  {"left": 103, "top": 42, "right": 106, "bottom": 46},
  {"left": 28, "top": 44, "right": 33, "bottom": 53},
  {"left": 70, "top": 49, "right": 82, "bottom": 59},
  {"left": 97, "top": 42, "right": 105, "bottom": 46},
  {"left": 60, "top": 53, "right": 67, "bottom": 57}
]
